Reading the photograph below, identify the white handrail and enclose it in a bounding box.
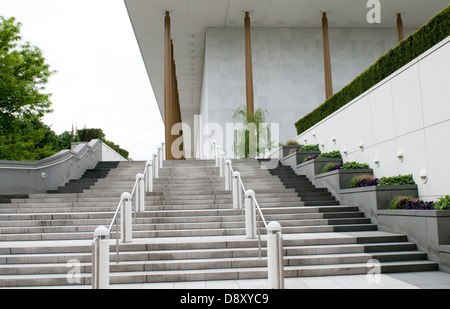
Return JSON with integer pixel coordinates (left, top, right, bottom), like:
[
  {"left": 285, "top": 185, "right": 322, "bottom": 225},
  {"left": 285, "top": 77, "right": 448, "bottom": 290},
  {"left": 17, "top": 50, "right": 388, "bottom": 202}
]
[
  {"left": 215, "top": 147, "right": 269, "bottom": 258},
  {"left": 93, "top": 141, "right": 164, "bottom": 286}
]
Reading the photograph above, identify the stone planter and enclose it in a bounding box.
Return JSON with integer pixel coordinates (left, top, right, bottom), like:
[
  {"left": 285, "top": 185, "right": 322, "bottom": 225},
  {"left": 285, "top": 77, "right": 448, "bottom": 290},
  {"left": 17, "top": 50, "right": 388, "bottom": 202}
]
[
  {"left": 314, "top": 169, "right": 373, "bottom": 201},
  {"left": 339, "top": 184, "right": 418, "bottom": 225},
  {"left": 281, "top": 145, "right": 302, "bottom": 158},
  {"left": 281, "top": 150, "right": 321, "bottom": 171},
  {"left": 296, "top": 158, "right": 342, "bottom": 184},
  {"left": 378, "top": 209, "right": 450, "bottom": 270}
]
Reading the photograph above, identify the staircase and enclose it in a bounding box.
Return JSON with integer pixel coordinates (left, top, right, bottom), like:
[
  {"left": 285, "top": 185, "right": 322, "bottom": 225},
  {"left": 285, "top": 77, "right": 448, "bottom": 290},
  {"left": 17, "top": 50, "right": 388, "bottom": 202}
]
[{"left": 0, "top": 159, "right": 438, "bottom": 288}]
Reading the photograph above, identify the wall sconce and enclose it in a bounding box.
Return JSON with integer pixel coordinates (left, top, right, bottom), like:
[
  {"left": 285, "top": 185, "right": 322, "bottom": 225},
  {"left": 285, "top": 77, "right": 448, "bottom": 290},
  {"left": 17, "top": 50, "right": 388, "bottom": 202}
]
[
  {"left": 343, "top": 148, "right": 348, "bottom": 157},
  {"left": 312, "top": 132, "right": 316, "bottom": 138},
  {"left": 332, "top": 136, "right": 336, "bottom": 144},
  {"left": 321, "top": 141, "right": 325, "bottom": 149},
  {"left": 304, "top": 138, "right": 307, "bottom": 144},
  {"left": 359, "top": 141, "right": 364, "bottom": 151},
  {"left": 420, "top": 169, "right": 428, "bottom": 184},
  {"left": 374, "top": 156, "right": 380, "bottom": 168},
  {"left": 397, "top": 150, "right": 404, "bottom": 162},
  {"left": 40, "top": 172, "right": 47, "bottom": 179}
]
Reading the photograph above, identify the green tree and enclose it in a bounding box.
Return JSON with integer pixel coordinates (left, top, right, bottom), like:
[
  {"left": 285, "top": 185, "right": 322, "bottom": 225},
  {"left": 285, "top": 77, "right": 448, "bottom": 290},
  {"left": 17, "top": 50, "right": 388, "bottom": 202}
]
[{"left": 0, "top": 16, "right": 55, "bottom": 121}]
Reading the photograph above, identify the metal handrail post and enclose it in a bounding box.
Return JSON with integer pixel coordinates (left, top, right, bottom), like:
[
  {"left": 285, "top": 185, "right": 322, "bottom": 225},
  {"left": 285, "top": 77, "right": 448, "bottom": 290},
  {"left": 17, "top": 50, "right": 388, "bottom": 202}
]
[
  {"left": 219, "top": 151, "right": 225, "bottom": 177},
  {"left": 232, "top": 172, "right": 241, "bottom": 210},
  {"left": 215, "top": 145, "right": 220, "bottom": 167},
  {"left": 146, "top": 160, "right": 153, "bottom": 192},
  {"left": 120, "top": 192, "right": 132, "bottom": 243},
  {"left": 135, "top": 173, "right": 145, "bottom": 213},
  {"left": 244, "top": 189, "right": 257, "bottom": 239},
  {"left": 224, "top": 160, "right": 231, "bottom": 191},
  {"left": 92, "top": 226, "right": 110, "bottom": 289},
  {"left": 153, "top": 153, "right": 159, "bottom": 179},
  {"left": 212, "top": 140, "right": 216, "bottom": 160},
  {"left": 267, "top": 221, "right": 285, "bottom": 289},
  {"left": 158, "top": 146, "right": 163, "bottom": 168}
]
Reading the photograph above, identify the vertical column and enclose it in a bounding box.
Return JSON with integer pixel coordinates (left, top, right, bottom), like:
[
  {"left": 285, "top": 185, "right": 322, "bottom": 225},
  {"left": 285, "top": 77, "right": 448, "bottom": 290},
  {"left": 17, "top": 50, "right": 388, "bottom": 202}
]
[
  {"left": 244, "top": 11, "right": 255, "bottom": 116},
  {"left": 164, "top": 11, "right": 174, "bottom": 160},
  {"left": 397, "top": 13, "right": 404, "bottom": 42},
  {"left": 321, "top": 12, "right": 333, "bottom": 100}
]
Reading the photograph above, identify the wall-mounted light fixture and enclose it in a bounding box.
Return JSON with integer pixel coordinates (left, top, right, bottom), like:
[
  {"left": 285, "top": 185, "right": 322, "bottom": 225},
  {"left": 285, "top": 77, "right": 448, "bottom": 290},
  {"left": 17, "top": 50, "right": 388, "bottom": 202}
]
[
  {"left": 420, "top": 169, "right": 428, "bottom": 184},
  {"left": 397, "top": 150, "right": 404, "bottom": 162},
  {"left": 332, "top": 136, "right": 336, "bottom": 144},
  {"left": 321, "top": 141, "right": 325, "bottom": 149},
  {"left": 343, "top": 148, "right": 348, "bottom": 157},
  {"left": 359, "top": 141, "right": 364, "bottom": 151},
  {"left": 374, "top": 156, "right": 380, "bottom": 168}
]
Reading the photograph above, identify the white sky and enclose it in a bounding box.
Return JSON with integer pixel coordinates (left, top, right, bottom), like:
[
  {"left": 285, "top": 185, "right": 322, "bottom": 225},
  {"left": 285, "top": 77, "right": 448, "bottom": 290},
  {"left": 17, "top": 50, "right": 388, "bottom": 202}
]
[{"left": 1, "top": 0, "right": 165, "bottom": 161}]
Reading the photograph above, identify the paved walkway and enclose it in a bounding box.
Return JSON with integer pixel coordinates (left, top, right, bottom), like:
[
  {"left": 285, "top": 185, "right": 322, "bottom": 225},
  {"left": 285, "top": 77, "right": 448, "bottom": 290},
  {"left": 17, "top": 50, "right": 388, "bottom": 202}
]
[{"left": 3, "top": 271, "right": 449, "bottom": 289}]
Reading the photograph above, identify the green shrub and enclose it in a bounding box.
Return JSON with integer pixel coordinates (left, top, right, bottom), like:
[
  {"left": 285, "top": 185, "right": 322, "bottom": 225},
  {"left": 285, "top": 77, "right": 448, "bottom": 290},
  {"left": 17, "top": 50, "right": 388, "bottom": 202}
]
[
  {"left": 299, "top": 144, "right": 320, "bottom": 152},
  {"left": 434, "top": 195, "right": 450, "bottom": 210},
  {"left": 317, "top": 150, "right": 342, "bottom": 159},
  {"left": 378, "top": 174, "right": 415, "bottom": 186},
  {"left": 341, "top": 162, "right": 370, "bottom": 170},
  {"left": 321, "top": 162, "right": 342, "bottom": 174},
  {"left": 295, "top": 4, "right": 450, "bottom": 135}
]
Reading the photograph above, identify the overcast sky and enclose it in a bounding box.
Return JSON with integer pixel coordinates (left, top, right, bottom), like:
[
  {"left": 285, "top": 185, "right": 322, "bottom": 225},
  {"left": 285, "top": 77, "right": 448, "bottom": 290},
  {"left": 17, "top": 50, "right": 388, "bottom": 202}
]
[{"left": 1, "top": 0, "right": 165, "bottom": 161}]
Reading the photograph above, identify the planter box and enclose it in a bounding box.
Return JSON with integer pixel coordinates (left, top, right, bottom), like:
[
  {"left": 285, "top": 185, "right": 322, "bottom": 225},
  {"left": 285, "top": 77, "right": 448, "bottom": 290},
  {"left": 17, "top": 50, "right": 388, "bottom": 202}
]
[
  {"left": 314, "top": 169, "right": 373, "bottom": 201},
  {"left": 281, "top": 150, "right": 321, "bottom": 171},
  {"left": 339, "top": 185, "right": 418, "bottom": 224},
  {"left": 378, "top": 209, "right": 450, "bottom": 270},
  {"left": 281, "top": 145, "right": 302, "bottom": 158},
  {"left": 296, "top": 158, "right": 342, "bottom": 184}
]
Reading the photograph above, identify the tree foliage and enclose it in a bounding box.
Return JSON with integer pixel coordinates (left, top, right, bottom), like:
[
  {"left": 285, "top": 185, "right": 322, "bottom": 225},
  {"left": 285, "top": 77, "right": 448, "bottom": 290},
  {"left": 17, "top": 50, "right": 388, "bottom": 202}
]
[
  {"left": 0, "top": 16, "right": 129, "bottom": 162},
  {"left": 0, "top": 16, "right": 55, "bottom": 121}
]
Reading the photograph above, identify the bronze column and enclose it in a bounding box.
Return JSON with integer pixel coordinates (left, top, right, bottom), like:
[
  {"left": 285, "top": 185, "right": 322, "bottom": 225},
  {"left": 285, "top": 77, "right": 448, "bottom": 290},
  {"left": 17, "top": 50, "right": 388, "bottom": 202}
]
[
  {"left": 397, "top": 13, "right": 404, "bottom": 42},
  {"left": 164, "top": 11, "right": 174, "bottom": 160},
  {"left": 244, "top": 11, "right": 255, "bottom": 116},
  {"left": 322, "top": 12, "right": 333, "bottom": 100}
]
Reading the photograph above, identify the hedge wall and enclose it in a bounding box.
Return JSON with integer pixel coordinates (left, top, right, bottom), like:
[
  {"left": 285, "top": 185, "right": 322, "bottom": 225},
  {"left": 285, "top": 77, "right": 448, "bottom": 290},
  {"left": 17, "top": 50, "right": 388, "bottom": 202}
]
[{"left": 295, "top": 4, "right": 450, "bottom": 135}]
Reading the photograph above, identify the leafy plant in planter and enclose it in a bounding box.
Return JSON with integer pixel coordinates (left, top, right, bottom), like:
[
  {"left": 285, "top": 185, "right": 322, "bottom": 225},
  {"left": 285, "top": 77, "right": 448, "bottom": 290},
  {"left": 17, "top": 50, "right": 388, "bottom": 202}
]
[
  {"left": 317, "top": 150, "right": 342, "bottom": 159},
  {"left": 378, "top": 174, "right": 415, "bottom": 186},
  {"left": 299, "top": 144, "right": 320, "bottom": 152},
  {"left": 434, "top": 195, "right": 450, "bottom": 210},
  {"left": 320, "top": 161, "right": 369, "bottom": 174},
  {"left": 348, "top": 174, "right": 379, "bottom": 188},
  {"left": 389, "top": 196, "right": 435, "bottom": 210},
  {"left": 341, "top": 162, "right": 370, "bottom": 170}
]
